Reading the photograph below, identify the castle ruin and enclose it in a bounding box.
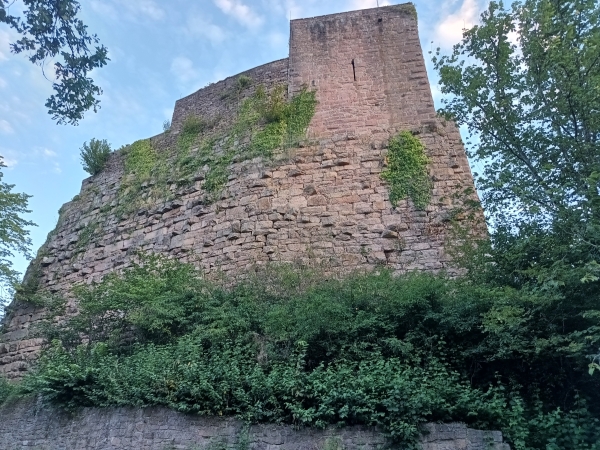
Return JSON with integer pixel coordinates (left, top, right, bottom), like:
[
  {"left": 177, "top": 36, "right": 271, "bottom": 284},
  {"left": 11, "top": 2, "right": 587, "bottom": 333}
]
[{"left": 0, "top": 4, "right": 481, "bottom": 380}]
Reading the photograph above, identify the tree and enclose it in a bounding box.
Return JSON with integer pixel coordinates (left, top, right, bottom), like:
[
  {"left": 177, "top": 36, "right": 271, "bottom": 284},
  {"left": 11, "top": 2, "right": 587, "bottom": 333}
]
[
  {"left": 434, "top": 0, "right": 600, "bottom": 285},
  {"left": 0, "top": 0, "right": 109, "bottom": 125},
  {"left": 434, "top": 5, "right": 600, "bottom": 433},
  {"left": 80, "top": 138, "right": 112, "bottom": 175},
  {"left": 434, "top": 0, "right": 600, "bottom": 227},
  {"left": 0, "top": 159, "right": 35, "bottom": 305}
]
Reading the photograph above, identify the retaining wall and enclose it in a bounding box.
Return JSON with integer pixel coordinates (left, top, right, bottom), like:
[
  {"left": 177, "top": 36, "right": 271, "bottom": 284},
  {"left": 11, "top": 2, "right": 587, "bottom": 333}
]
[{"left": 0, "top": 399, "right": 510, "bottom": 450}]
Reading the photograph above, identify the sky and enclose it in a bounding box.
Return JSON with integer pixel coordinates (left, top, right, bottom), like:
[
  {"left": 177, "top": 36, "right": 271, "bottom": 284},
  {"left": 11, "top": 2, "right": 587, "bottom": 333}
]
[{"left": 0, "top": 0, "right": 487, "bottom": 279}]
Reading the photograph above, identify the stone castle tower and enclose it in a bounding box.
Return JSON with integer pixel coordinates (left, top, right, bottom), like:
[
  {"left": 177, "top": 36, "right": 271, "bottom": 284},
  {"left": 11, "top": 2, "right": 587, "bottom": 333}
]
[{"left": 0, "top": 4, "right": 481, "bottom": 379}]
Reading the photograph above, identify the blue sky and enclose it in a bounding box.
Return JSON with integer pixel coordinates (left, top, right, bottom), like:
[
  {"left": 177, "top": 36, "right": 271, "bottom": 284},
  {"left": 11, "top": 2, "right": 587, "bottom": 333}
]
[{"left": 0, "top": 0, "right": 486, "bottom": 278}]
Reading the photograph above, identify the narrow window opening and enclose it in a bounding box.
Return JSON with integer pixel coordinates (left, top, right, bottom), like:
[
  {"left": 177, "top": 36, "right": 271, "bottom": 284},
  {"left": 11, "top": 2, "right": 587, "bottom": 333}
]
[
  {"left": 351, "top": 59, "right": 356, "bottom": 81},
  {"left": 378, "top": 18, "right": 382, "bottom": 22}
]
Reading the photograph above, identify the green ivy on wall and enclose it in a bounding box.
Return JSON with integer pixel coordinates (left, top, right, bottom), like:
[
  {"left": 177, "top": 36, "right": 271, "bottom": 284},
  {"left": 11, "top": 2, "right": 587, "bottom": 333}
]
[{"left": 381, "top": 131, "right": 432, "bottom": 210}]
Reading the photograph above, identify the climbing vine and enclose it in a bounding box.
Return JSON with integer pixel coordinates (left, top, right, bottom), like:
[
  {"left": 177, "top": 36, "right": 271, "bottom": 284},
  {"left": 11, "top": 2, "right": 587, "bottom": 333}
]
[{"left": 381, "top": 131, "right": 432, "bottom": 210}]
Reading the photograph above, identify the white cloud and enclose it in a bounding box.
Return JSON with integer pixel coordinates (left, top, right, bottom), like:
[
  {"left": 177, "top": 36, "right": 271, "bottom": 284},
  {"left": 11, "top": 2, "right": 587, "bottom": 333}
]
[
  {"left": 261, "top": 0, "right": 303, "bottom": 19},
  {"left": 89, "top": 0, "right": 119, "bottom": 20},
  {"left": 33, "top": 147, "right": 58, "bottom": 159},
  {"left": 214, "top": 0, "right": 264, "bottom": 29},
  {"left": 126, "top": 0, "right": 165, "bottom": 21},
  {"left": 90, "top": 0, "right": 165, "bottom": 21},
  {"left": 0, "top": 119, "right": 14, "bottom": 134},
  {"left": 33, "top": 147, "right": 61, "bottom": 173},
  {"left": 42, "top": 148, "right": 57, "bottom": 158},
  {"left": 266, "top": 32, "right": 287, "bottom": 49},
  {"left": 0, "top": 29, "right": 17, "bottom": 62},
  {"left": 170, "top": 57, "right": 199, "bottom": 84},
  {"left": 350, "top": 0, "right": 391, "bottom": 9},
  {"left": 434, "top": 0, "right": 481, "bottom": 47},
  {"left": 185, "top": 16, "right": 228, "bottom": 44}
]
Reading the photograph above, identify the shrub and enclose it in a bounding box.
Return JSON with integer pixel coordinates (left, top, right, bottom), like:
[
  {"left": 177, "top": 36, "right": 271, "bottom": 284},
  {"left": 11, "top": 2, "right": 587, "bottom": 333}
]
[
  {"left": 80, "top": 138, "right": 112, "bottom": 175},
  {"left": 22, "top": 257, "right": 600, "bottom": 449},
  {"left": 237, "top": 75, "right": 252, "bottom": 90}
]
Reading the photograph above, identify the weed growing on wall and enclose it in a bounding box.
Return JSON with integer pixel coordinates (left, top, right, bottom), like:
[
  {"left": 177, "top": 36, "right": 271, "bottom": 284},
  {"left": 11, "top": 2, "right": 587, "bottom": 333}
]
[
  {"left": 381, "top": 131, "right": 432, "bottom": 210},
  {"left": 75, "top": 221, "right": 98, "bottom": 252},
  {"left": 80, "top": 139, "right": 112, "bottom": 176},
  {"left": 114, "top": 84, "right": 316, "bottom": 215},
  {"left": 124, "top": 139, "right": 157, "bottom": 177}
]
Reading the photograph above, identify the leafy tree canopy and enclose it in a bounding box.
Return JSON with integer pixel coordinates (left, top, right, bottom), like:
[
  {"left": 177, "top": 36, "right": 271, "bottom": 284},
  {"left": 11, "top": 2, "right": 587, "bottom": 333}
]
[
  {"left": 434, "top": 0, "right": 600, "bottom": 229},
  {"left": 434, "top": 0, "right": 600, "bottom": 288},
  {"left": 0, "top": 0, "right": 109, "bottom": 125}
]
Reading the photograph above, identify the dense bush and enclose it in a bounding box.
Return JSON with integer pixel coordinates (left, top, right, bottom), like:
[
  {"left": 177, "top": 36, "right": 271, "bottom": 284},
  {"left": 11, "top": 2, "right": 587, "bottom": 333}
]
[
  {"left": 80, "top": 138, "right": 112, "bottom": 175},
  {"left": 19, "top": 256, "right": 600, "bottom": 449}
]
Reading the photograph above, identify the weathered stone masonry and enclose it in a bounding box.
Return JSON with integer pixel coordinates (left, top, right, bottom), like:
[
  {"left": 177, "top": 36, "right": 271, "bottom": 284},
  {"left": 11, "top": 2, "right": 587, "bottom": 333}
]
[
  {"left": 0, "top": 4, "right": 480, "bottom": 380},
  {"left": 0, "top": 399, "right": 510, "bottom": 450}
]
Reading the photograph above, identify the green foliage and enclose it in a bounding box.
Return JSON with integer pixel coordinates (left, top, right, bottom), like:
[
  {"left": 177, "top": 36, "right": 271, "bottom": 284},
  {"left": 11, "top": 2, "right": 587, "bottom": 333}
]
[
  {"left": 433, "top": 0, "right": 600, "bottom": 229},
  {"left": 393, "top": 3, "right": 418, "bottom": 20},
  {"left": 22, "top": 258, "right": 600, "bottom": 449},
  {"left": 0, "top": 0, "right": 109, "bottom": 124},
  {"left": 185, "top": 85, "right": 316, "bottom": 197},
  {"left": 435, "top": 2, "right": 600, "bottom": 433},
  {"left": 380, "top": 131, "right": 431, "bottom": 210},
  {"left": 237, "top": 75, "right": 252, "bottom": 90},
  {"left": 0, "top": 159, "right": 36, "bottom": 305},
  {"left": 124, "top": 139, "right": 157, "bottom": 178},
  {"left": 75, "top": 221, "right": 98, "bottom": 252},
  {"left": 80, "top": 138, "right": 112, "bottom": 175},
  {"left": 182, "top": 116, "right": 206, "bottom": 136}
]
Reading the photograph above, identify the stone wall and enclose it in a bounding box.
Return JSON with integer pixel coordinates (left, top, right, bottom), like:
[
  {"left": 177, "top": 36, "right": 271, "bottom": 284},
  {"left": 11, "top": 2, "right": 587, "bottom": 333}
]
[
  {"left": 0, "top": 4, "right": 482, "bottom": 379},
  {"left": 289, "top": 5, "right": 435, "bottom": 137},
  {"left": 0, "top": 399, "right": 510, "bottom": 450},
  {"left": 171, "top": 58, "right": 289, "bottom": 134}
]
